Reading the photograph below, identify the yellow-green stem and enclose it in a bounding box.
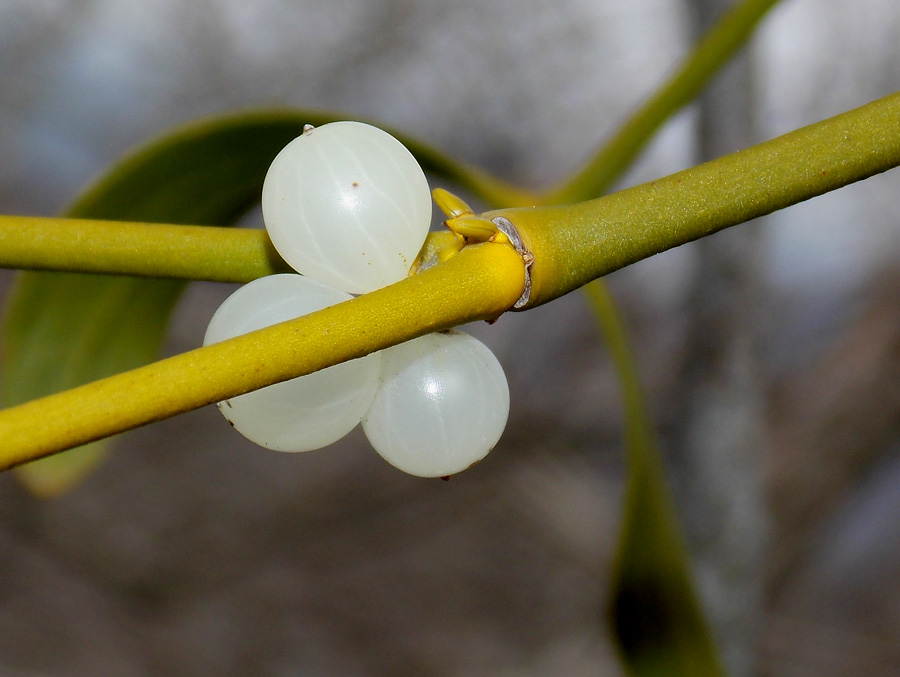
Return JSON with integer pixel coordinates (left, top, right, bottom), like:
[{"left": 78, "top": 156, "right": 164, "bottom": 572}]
[
  {"left": 0, "top": 243, "right": 525, "bottom": 469},
  {"left": 0, "top": 216, "right": 292, "bottom": 281},
  {"left": 494, "top": 89, "right": 900, "bottom": 309}
]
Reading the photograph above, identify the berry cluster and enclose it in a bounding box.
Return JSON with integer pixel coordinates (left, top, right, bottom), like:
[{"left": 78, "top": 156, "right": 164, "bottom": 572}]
[{"left": 203, "top": 122, "right": 509, "bottom": 477}]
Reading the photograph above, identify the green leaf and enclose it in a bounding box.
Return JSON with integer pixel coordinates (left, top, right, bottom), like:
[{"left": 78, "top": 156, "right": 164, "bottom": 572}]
[
  {"left": 583, "top": 281, "right": 724, "bottom": 676},
  {"left": 2, "top": 274, "right": 182, "bottom": 495}
]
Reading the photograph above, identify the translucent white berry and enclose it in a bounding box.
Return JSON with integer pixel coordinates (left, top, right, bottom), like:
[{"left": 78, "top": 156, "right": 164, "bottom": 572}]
[
  {"left": 262, "top": 121, "right": 432, "bottom": 294},
  {"left": 362, "top": 330, "right": 509, "bottom": 477},
  {"left": 203, "top": 274, "right": 382, "bottom": 452}
]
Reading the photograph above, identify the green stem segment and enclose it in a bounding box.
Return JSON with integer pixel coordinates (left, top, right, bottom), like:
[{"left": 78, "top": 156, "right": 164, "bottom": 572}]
[
  {"left": 494, "top": 89, "right": 900, "bottom": 309},
  {"left": 0, "top": 243, "right": 525, "bottom": 469},
  {"left": 0, "top": 216, "right": 292, "bottom": 281}
]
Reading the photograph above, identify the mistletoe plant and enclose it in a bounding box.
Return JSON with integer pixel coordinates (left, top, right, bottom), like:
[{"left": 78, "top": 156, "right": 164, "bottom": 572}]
[{"left": 1, "top": 0, "right": 899, "bottom": 675}]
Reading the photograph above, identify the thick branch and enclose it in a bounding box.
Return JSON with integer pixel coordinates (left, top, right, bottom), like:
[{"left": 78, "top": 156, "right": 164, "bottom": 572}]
[{"left": 494, "top": 90, "right": 900, "bottom": 308}]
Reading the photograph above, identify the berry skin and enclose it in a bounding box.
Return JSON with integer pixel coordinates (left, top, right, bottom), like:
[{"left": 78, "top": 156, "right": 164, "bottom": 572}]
[
  {"left": 362, "top": 330, "right": 509, "bottom": 477},
  {"left": 262, "top": 121, "right": 433, "bottom": 294},
  {"left": 203, "top": 274, "right": 381, "bottom": 452}
]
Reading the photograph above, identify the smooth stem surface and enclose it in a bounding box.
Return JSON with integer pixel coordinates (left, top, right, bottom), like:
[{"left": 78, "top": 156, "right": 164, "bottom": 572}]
[
  {"left": 545, "top": 0, "right": 782, "bottom": 204},
  {"left": 494, "top": 89, "right": 900, "bottom": 308},
  {"left": 0, "top": 243, "right": 525, "bottom": 469},
  {"left": 0, "top": 216, "right": 291, "bottom": 281}
]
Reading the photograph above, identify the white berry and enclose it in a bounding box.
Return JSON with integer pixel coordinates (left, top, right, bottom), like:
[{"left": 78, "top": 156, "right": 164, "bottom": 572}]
[
  {"left": 261, "top": 121, "right": 432, "bottom": 294},
  {"left": 203, "top": 274, "right": 382, "bottom": 452},
  {"left": 362, "top": 330, "right": 509, "bottom": 477}
]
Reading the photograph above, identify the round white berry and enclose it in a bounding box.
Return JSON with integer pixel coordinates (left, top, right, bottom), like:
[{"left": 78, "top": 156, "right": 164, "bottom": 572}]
[
  {"left": 262, "top": 121, "right": 432, "bottom": 294},
  {"left": 362, "top": 330, "right": 509, "bottom": 477},
  {"left": 203, "top": 274, "right": 382, "bottom": 452}
]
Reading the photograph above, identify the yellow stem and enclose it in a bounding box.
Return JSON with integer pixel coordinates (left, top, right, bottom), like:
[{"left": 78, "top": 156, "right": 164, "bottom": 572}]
[{"left": 0, "top": 243, "right": 525, "bottom": 470}]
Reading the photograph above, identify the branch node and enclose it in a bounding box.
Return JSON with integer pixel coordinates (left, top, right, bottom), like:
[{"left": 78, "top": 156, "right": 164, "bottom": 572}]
[{"left": 492, "top": 216, "right": 533, "bottom": 308}]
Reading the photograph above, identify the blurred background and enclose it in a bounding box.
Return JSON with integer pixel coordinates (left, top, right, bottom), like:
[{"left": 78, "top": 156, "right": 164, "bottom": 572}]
[{"left": 1, "top": 0, "right": 900, "bottom": 674}]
